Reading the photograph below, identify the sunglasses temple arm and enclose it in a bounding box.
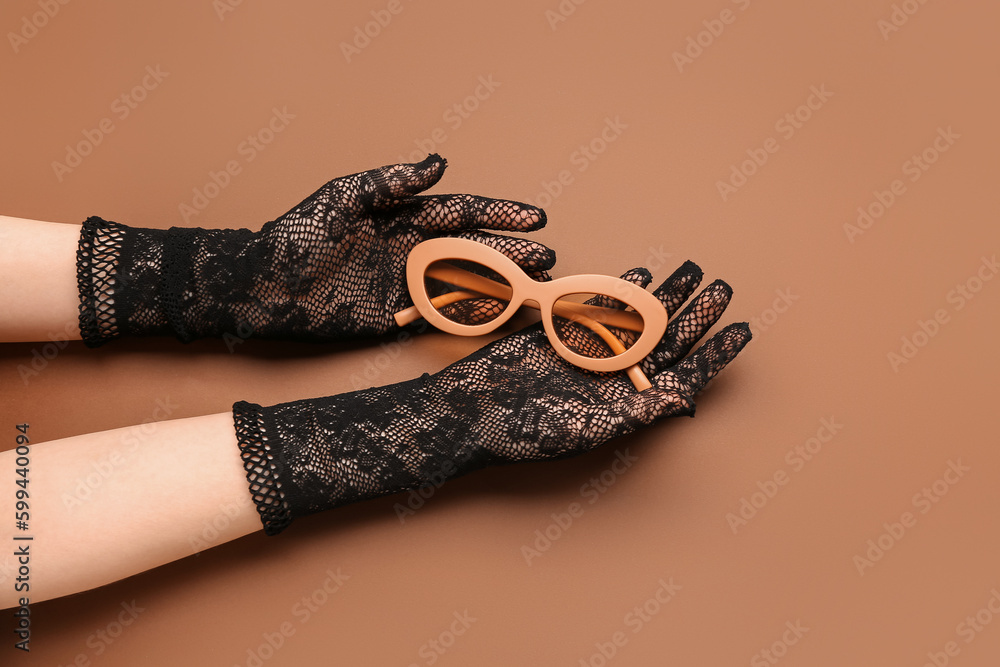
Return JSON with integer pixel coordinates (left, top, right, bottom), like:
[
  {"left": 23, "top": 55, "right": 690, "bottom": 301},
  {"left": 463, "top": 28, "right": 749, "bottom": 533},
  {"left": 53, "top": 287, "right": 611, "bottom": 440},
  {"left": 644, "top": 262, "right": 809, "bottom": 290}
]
[
  {"left": 552, "top": 303, "right": 653, "bottom": 392},
  {"left": 394, "top": 305, "right": 421, "bottom": 327},
  {"left": 624, "top": 365, "right": 653, "bottom": 392},
  {"left": 394, "top": 290, "right": 485, "bottom": 327},
  {"left": 417, "top": 264, "right": 647, "bottom": 331}
]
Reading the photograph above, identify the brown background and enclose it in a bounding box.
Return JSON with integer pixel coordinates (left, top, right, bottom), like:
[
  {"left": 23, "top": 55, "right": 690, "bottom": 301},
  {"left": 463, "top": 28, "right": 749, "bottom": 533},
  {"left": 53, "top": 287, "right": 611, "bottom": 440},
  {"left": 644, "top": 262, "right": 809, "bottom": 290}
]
[{"left": 2, "top": 0, "right": 999, "bottom": 665}]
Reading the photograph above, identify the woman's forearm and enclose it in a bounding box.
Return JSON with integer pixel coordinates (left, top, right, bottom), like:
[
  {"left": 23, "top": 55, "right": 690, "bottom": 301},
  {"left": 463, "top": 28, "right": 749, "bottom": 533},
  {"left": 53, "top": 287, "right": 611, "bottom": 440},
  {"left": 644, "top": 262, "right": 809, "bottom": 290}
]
[
  {"left": 0, "top": 412, "right": 260, "bottom": 608},
  {"left": 0, "top": 215, "right": 83, "bottom": 342}
]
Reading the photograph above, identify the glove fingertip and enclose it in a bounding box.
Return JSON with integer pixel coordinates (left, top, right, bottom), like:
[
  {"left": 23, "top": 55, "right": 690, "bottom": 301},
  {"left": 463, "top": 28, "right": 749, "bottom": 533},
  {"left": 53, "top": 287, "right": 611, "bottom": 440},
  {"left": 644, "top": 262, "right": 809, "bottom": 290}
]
[
  {"left": 393, "top": 154, "right": 447, "bottom": 195},
  {"left": 420, "top": 153, "right": 447, "bottom": 171},
  {"left": 711, "top": 278, "right": 734, "bottom": 299},
  {"left": 508, "top": 201, "right": 547, "bottom": 231},
  {"left": 678, "top": 259, "right": 703, "bottom": 277},
  {"left": 721, "top": 321, "right": 753, "bottom": 349},
  {"left": 413, "top": 153, "right": 447, "bottom": 185},
  {"left": 537, "top": 245, "right": 557, "bottom": 270},
  {"left": 621, "top": 266, "right": 653, "bottom": 287},
  {"left": 533, "top": 206, "right": 547, "bottom": 229}
]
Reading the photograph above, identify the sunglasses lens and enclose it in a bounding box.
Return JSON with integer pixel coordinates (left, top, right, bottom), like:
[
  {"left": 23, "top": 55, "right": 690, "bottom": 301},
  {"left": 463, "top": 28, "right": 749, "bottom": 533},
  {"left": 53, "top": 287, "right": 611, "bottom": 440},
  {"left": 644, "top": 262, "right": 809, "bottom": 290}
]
[
  {"left": 552, "top": 293, "right": 644, "bottom": 361},
  {"left": 423, "top": 259, "right": 512, "bottom": 326}
]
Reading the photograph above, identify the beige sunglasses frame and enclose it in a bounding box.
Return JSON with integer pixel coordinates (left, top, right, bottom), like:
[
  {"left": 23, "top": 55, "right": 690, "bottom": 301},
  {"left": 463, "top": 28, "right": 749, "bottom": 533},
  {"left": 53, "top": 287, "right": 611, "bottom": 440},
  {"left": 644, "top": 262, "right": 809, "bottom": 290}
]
[{"left": 393, "top": 237, "right": 668, "bottom": 390}]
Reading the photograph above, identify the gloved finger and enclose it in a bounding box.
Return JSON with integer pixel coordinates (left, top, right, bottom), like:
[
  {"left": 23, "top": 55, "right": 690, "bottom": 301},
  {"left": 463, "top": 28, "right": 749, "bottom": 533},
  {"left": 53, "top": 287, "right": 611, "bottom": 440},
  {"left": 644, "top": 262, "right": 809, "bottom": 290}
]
[
  {"left": 643, "top": 280, "right": 732, "bottom": 375},
  {"left": 653, "top": 322, "right": 752, "bottom": 402},
  {"left": 456, "top": 231, "right": 556, "bottom": 273},
  {"left": 528, "top": 269, "right": 553, "bottom": 283},
  {"left": 352, "top": 153, "right": 448, "bottom": 209},
  {"left": 587, "top": 267, "right": 652, "bottom": 309},
  {"left": 617, "top": 383, "right": 697, "bottom": 425},
  {"left": 652, "top": 260, "right": 703, "bottom": 318},
  {"left": 404, "top": 194, "right": 546, "bottom": 233}
]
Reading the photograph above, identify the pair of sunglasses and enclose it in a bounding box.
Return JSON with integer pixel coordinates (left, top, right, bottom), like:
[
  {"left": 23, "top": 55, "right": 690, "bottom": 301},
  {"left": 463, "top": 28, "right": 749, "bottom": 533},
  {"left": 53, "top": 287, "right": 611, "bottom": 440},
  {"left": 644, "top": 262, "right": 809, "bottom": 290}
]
[{"left": 393, "top": 238, "right": 668, "bottom": 391}]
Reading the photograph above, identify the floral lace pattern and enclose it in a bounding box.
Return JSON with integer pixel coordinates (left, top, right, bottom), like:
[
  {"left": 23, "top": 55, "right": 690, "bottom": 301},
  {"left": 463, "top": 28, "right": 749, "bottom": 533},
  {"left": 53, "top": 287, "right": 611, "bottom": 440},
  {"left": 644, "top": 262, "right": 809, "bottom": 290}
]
[
  {"left": 234, "top": 261, "right": 752, "bottom": 535},
  {"left": 75, "top": 155, "right": 552, "bottom": 346}
]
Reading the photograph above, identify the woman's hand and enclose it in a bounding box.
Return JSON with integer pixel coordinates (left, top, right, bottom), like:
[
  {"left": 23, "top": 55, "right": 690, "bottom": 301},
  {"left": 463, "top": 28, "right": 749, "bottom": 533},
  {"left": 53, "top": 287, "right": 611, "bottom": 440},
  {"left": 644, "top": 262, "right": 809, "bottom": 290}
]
[
  {"left": 77, "top": 154, "right": 554, "bottom": 345},
  {"left": 233, "top": 259, "right": 752, "bottom": 533},
  {"left": 250, "top": 153, "right": 555, "bottom": 339}
]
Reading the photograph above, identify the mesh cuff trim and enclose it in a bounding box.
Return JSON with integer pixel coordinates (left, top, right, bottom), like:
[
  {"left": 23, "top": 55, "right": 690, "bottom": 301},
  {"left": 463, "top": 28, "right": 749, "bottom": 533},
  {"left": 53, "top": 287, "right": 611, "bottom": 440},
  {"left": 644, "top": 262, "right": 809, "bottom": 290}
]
[
  {"left": 232, "top": 401, "right": 293, "bottom": 535},
  {"left": 76, "top": 216, "right": 127, "bottom": 348}
]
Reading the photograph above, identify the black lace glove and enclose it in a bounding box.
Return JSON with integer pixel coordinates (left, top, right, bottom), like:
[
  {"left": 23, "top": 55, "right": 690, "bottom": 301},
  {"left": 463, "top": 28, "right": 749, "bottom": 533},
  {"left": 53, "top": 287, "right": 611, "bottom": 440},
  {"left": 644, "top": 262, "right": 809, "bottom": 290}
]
[
  {"left": 232, "top": 260, "right": 752, "bottom": 535},
  {"left": 75, "top": 154, "right": 552, "bottom": 346}
]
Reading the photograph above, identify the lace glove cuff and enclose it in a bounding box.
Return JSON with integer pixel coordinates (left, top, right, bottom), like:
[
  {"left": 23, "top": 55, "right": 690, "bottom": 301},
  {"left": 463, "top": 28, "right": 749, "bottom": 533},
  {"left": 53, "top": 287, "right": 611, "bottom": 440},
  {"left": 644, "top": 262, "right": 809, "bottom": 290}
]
[
  {"left": 232, "top": 374, "right": 494, "bottom": 536},
  {"left": 77, "top": 216, "right": 166, "bottom": 346},
  {"left": 76, "top": 216, "right": 257, "bottom": 347}
]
